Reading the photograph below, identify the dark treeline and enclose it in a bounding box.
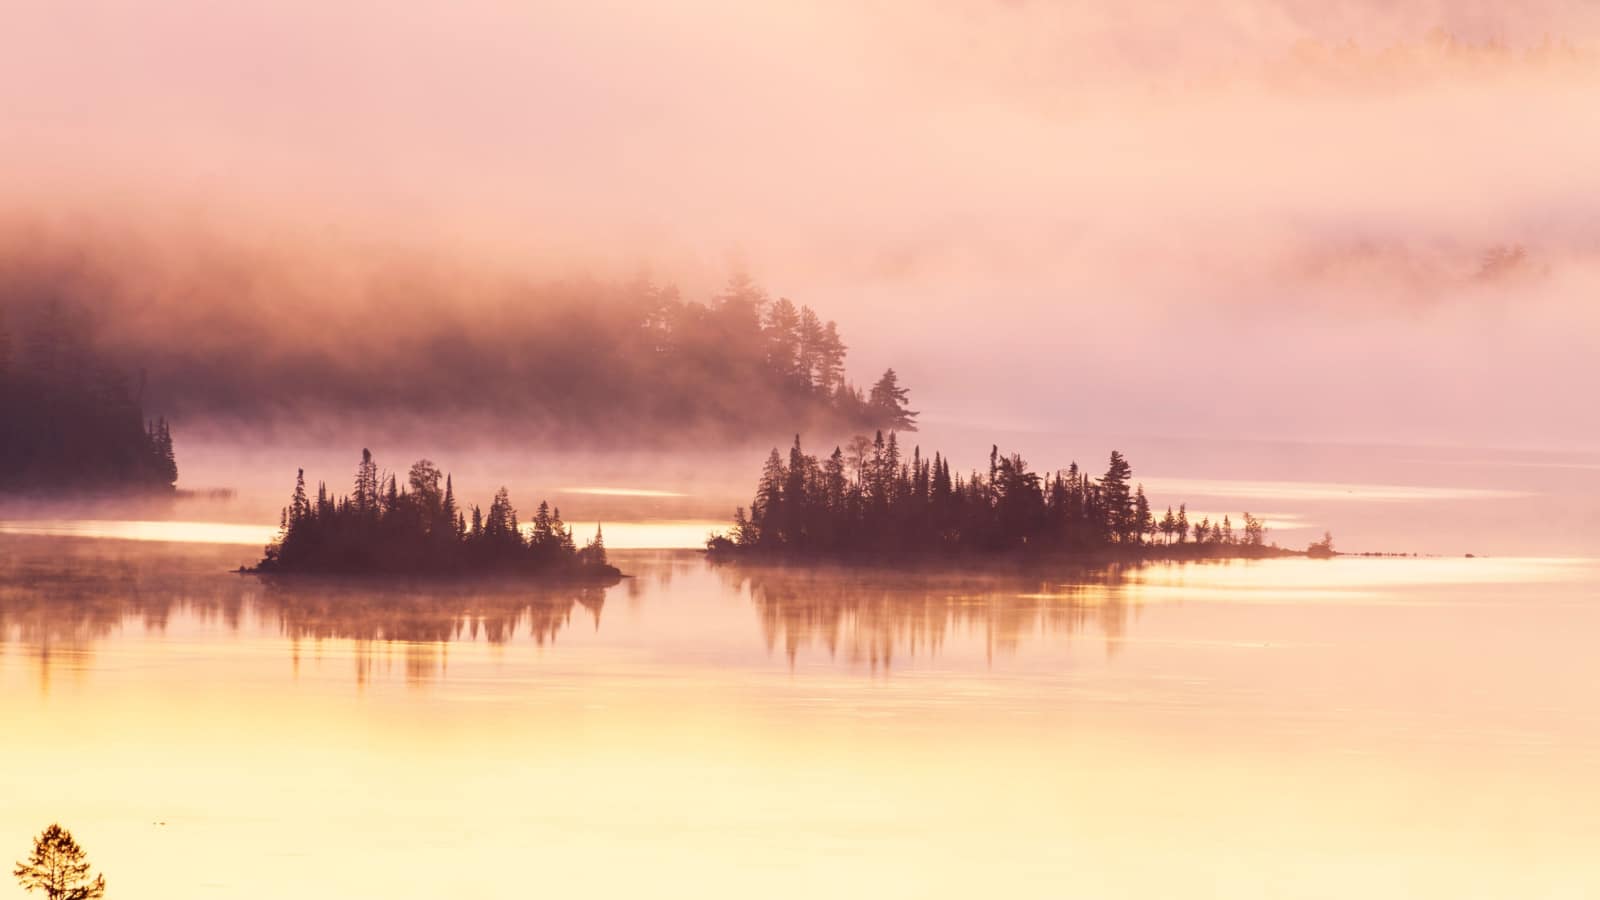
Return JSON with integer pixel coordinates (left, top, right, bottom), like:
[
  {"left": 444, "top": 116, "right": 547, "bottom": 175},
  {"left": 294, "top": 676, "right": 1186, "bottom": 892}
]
[
  {"left": 710, "top": 434, "right": 1305, "bottom": 562},
  {"left": 0, "top": 300, "right": 177, "bottom": 493},
  {"left": 255, "top": 449, "right": 620, "bottom": 579},
  {"left": 0, "top": 243, "right": 918, "bottom": 438}
]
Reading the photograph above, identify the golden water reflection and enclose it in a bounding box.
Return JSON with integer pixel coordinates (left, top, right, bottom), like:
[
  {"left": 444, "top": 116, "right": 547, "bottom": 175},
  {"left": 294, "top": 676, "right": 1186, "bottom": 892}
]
[
  {"left": 0, "top": 542, "right": 1146, "bottom": 685},
  {"left": 4, "top": 537, "right": 1590, "bottom": 688},
  {"left": 0, "top": 537, "right": 616, "bottom": 686},
  {"left": 5, "top": 536, "right": 1600, "bottom": 898},
  {"left": 724, "top": 564, "right": 1140, "bottom": 669}
]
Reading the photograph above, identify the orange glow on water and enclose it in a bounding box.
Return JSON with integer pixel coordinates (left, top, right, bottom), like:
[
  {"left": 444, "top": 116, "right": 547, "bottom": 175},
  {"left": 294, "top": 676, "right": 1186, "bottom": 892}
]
[{"left": 3, "top": 541, "right": 1598, "bottom": 898}]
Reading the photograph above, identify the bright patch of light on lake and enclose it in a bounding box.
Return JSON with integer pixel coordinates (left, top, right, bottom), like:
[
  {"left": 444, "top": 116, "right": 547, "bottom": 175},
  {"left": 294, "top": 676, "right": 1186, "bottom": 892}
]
[
  {"left": 561, "top": 487, "right": 688, "bottom": 498},
  {"left": 0, "top": 519, "right": 277, "bottom": 546}
]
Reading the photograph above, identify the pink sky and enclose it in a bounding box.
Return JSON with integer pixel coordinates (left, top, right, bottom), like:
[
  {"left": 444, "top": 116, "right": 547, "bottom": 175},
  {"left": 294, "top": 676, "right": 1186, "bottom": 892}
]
[{"left": 4, "top": 0, "right": 1598, "bottom": 448}]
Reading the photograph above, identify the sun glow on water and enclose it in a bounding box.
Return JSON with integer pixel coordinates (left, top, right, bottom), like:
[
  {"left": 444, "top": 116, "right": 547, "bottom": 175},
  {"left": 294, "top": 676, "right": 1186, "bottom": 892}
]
[{"left": 0, "top": 520, "right": 277, "bottom": 546}]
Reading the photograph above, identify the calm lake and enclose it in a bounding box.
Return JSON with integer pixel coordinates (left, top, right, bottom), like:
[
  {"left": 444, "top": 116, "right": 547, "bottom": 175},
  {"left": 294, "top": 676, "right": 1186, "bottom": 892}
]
[{"left": 3, "top": 534, "right": 1598, "bottom": 898}]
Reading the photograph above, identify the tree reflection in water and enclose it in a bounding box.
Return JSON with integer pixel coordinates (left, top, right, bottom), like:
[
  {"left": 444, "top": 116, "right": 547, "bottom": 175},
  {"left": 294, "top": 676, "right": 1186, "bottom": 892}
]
[
  {"left": 1, "top": 538, "right": 1143, "bottom": 684},
  {"left": 0, "top": 536, "right": 606, "bottom": 686},
  {"left": 717, "top": 562, "right": 1138, "bottom": 670}
]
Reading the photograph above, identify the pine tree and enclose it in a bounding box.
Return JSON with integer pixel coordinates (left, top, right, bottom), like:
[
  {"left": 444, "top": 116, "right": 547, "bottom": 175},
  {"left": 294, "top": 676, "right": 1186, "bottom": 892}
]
[
  {"left": 884, "top": 432, "right": 901, "bottom": 503},
  {"left": 868, "top": 369, "right": 918, "bottom": 430},
  {"left": 290, "top": 469, "right": 310, "bottom": 527},
  {"left": 354, "top": 449, "right": 379, "bottom": 517},
  {"left": 531, "top": 501, "right": 555, "bottom": 549},
  {"left": 1134, "top": 484, "right": 1152, "bottom": 545},
  {"left": 584, "top": 524, "right": 608, "bottom": 567},
  {"left": 12, "top": 823, "right": 105, "bottom": 900},
  {"left": 732, "top": 506, "right": 758, "bottom": 545},
  {"left": 553, "top": 507, "right": 576, "bottom": 554},
  {"left": 824, "top": 447, "right": 847, "bottom": 513},
  {"left": 157, "top": 418, "right": 177, "bottom": 486},
  {"left": 817, "top": 320, "right": 847, "bottom": 394},
  {"left": 442, "top": 475, "right": 458, "bottom": 531},
  {"left": 1242, "top": 512, "right": 1265, "bottom": 547},
  {"left": 752, "top": 448, "right": 786, "bottom": 540},
  {"left": 1101, "top": 451, "right": 1134, "bottom": 542},
  {"left": 797, "top": 306, "right": 826, "bottom": 389},
  {"left": 762, "top": 298, "right": 803, "bottom": 385}
]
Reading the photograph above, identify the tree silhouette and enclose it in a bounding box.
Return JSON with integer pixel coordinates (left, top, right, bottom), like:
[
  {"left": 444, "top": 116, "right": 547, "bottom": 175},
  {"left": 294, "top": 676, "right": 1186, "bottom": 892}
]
[
  {"left": 712, "top": 437, "right": 1300, "bottom": 563},
  {"left": 868, "top": 369, "right": 918, "bottom": 431},
  {"left": 1100, "top": 451, "right": 1134, "bottom": 543},
  {"left": 1308, "top": 531, "right": 1336, "bottom": 558},
  {"left": 255, "top": 449, "right": 621, "bottom": 578},
  {"left": 0, "top": 300, "right": 178, "bottom": 493},
  {"left": 1242, "top": 512, "right": 1266, "bottom": 547},
  {"left": 13, "top": 824, "right": 105, "bottom": 900},
  {"left": 1134, "top": 485, "right": 1153, "bottom": 544},
  {"left": 582, "top": 524, "right": 608, "bottom": 568},
  {"left": 353, "top": 448, "right": 379, "bottom": 517}
]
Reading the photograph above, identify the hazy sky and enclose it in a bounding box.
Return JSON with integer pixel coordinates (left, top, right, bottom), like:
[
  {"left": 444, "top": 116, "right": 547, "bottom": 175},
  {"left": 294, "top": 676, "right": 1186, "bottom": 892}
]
[{"left": 4, "top": 0, "right": 1598, "bottom": 449}]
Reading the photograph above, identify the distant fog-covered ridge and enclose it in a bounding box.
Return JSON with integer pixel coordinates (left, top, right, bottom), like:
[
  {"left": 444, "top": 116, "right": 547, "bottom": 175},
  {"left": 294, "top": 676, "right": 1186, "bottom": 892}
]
[{"left": 0, "top": 242, "right": 917, "bottom": 440}]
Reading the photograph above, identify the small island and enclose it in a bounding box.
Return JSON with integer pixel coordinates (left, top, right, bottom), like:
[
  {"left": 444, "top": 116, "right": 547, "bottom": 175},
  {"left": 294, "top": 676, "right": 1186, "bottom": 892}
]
[
  {"left": 708, "top": 434, "right": 1331, "bottom": 565},
  {"left": 252, "top": 449, "right": 620, "bottom": 580}
]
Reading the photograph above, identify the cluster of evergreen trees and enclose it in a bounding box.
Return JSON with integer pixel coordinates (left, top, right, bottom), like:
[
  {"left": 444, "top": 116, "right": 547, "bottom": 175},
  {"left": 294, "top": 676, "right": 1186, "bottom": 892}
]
[
  {"left": 256, "top": 450, "right": 617, "bottom": 577},
  {"left": 710, "top": 434, "right": 1285, "bottom": 560},
  {"left": 0, "top": 301, "right": 177, "bottom": 493}
]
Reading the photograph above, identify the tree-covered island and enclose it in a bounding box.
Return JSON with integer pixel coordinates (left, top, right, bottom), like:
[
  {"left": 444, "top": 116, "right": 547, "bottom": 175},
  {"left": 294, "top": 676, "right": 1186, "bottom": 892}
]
[
  {"left": 708, "top": 434, "right": 1329, "bottom": 564},
  {"left": 252, "top": 449, "right": 620, "bottom": 580}
]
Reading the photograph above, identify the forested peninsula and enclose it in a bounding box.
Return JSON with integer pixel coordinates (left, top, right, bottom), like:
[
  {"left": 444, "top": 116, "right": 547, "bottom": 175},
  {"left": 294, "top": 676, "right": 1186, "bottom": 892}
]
[
  {"left": 1, "top": 254, "right": 920, "bottom": 440},
  {"left": 709, "top": 434, "right": 1330, "bottom": 564},
  {"left": 253, "top": 450, "right": 620, "bottom": 580},
  {"left": 0, "top": 301, "right": 178, "bottom": 494}
]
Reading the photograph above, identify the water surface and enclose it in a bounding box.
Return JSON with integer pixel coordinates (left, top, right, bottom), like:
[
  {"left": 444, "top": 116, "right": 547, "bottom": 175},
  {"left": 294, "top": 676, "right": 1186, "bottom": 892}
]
[{"left": 2, "top": 535, "right": 1598, "bottom": 898}]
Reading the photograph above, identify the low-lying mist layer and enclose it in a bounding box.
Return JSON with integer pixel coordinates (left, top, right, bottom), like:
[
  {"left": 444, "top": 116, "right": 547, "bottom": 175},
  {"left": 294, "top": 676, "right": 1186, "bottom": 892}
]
[
  {"left": 5, "top": 2, "right": 1600, "bottom": 447},
  {"left": 0, "top": 230, "right": 916, "bottom": 446}
]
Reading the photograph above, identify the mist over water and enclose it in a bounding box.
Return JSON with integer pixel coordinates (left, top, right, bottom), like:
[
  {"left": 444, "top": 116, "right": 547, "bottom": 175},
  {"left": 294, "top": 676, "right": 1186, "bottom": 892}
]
[
  {"left": 3, "top": 3, "right": 1598, "bottom": 898},
  {"left": 4, "top": 1, "right": 1600, "bottom": 449},
  {"left": 5, "top": 430, "right": 1594, "bottom": 557}
]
